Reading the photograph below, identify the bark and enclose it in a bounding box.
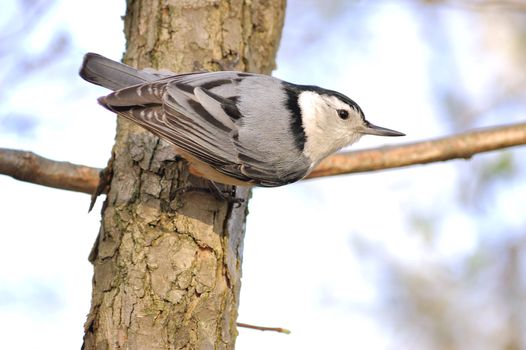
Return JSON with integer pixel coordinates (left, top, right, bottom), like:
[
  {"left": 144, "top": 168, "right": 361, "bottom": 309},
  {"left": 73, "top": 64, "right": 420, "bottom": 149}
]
[{"left": 81, "top": 1, "right": 285, "bottom": 349}]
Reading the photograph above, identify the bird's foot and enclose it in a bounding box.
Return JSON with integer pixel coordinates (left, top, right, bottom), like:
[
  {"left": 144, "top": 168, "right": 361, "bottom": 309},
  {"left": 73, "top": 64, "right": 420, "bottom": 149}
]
[{"left": 174, "top": 182, "right": 244, "bottom": 207}]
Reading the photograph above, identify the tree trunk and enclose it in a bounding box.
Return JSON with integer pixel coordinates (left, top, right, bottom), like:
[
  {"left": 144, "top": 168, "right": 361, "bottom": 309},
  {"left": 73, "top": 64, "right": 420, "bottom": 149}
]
[{"left": 82, "top": 1, "right": 286, "bottom": 349}]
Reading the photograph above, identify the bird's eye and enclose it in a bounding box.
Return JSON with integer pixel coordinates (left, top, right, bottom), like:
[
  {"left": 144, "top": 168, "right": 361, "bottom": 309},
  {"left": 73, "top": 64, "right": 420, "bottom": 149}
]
[{"left": 337, "top": 109, "right": 349, "bottom": 120}]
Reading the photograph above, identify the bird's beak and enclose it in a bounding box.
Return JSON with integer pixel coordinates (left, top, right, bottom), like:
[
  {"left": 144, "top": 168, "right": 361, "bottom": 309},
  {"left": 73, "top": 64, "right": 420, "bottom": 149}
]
[{"left": 361, "top": 121, "right": 405, "bottom": 137}]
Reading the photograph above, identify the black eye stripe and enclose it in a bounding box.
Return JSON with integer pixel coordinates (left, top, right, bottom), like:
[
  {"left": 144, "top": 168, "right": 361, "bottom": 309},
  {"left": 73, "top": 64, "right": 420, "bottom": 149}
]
[
  {"left": 293, "top": 84, "right": 365, "bottom": 120},
  {"left": 337, "top": 109, "right": 349, "bottom": 119}
]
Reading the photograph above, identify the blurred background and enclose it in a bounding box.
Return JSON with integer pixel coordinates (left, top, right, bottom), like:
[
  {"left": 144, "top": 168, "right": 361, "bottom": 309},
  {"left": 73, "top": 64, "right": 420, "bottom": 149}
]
[{"left": 1, "top": 0, "right": 525, "bottom": 349}]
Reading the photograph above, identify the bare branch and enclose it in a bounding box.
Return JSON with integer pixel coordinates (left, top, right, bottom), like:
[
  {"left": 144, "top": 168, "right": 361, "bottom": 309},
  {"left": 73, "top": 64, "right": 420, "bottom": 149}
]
[
  {"left": 1, "top": 122, "right": 525, "bottom": 193},
  {"left": 418, "top": 0, "right": 526, "bottom": 12},
  {"left": 0, "top": 148, "right": 100, "bottom": 194},
  {"left": 306, "top": 122, "right": 526, "bottom": 179},
  {"left": 236, "top": 322, "right": 291, "bottom": 334}
]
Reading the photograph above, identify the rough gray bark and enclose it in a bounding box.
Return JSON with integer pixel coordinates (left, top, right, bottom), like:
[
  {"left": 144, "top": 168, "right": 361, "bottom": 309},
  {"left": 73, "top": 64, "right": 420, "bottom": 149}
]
[{"left": 82, "top": 1, "right": 286, "bottom": 349}]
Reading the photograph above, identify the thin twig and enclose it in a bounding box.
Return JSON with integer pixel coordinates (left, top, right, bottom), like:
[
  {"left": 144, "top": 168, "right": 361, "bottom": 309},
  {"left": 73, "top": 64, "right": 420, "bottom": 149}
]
[
  {"left": 236, "top": 322, "right": 291, "bottom": 334},
  {"left": 417, "top": 0, "right": 526, "bottom": 12},
  {"left": 1, "top": 122, "right": 525, "bottom": 193}
]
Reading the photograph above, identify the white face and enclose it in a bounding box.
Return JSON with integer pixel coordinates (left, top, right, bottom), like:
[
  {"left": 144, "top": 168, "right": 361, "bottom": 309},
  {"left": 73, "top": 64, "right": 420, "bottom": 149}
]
[{"left": 298, "top": 91, "right": 367, "bottom": 162}]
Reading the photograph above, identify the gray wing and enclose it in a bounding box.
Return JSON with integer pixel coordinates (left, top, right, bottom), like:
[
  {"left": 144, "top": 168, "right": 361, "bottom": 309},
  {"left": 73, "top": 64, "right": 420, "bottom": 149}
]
[{"left": 98, "top": 71, "right": 309, "bottom": 187}]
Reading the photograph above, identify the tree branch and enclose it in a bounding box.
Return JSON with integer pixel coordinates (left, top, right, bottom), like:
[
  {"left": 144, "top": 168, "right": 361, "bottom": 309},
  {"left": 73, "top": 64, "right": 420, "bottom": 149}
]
[
  {"left": 1, "top": 122, "right": 525, "bottom": 193},
  {"left": 440, "top": 0, "right": 526, "bottom": 12},
  {"left": 306, "top": 122, "right": 526, "bottom": 179},
  {"left": 0, "top": 148, "right": 100, "bottom": 194}
]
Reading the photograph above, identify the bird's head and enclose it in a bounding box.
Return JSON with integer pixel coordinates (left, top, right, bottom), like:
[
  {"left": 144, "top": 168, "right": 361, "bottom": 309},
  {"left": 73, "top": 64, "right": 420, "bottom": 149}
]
[{"left": 297, "top": 86, "right": 405, "bottom": 161}]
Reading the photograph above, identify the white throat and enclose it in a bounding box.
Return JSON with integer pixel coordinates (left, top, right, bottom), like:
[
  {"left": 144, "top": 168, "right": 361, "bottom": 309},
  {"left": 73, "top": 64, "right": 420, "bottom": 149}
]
[{"left": 298, "top": 91, "right": 357, "bottom": 163}]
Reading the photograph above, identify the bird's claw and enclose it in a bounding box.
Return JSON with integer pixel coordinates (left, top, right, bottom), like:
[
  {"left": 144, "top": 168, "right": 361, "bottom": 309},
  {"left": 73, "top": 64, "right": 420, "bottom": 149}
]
[{"left": 174, "top": 183, "right": 243, "bottom": 207}]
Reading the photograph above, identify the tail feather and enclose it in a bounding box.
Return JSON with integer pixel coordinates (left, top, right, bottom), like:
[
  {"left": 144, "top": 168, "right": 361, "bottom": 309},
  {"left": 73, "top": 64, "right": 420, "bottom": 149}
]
[{"left": 79, "top": 53, "right": 162, "bottom": 91}]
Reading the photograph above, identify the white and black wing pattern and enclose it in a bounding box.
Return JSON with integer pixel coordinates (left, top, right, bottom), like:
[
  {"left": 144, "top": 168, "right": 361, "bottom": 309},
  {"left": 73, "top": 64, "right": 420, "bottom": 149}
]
[{"left": 98, "top": 71, "right": 310, "bottom": 187}]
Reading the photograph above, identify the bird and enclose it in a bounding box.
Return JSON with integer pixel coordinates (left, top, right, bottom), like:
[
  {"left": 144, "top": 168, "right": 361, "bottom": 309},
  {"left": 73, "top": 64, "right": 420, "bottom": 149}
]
[{"left": 79, "top": 53, "right": 404, "bottom": 188}]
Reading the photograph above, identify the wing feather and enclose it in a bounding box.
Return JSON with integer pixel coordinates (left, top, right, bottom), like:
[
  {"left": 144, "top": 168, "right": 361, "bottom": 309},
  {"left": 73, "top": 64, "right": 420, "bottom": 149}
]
[{"left": 98, "top": 71, "right": 309, "bottom": 186}]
